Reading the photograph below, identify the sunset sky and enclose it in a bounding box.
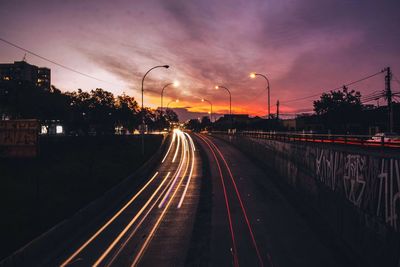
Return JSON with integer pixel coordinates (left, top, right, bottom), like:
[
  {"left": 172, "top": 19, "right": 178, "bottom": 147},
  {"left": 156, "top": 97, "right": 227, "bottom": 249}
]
[{"left": 1, "top": 0, "right": 399, "bottom": 119}]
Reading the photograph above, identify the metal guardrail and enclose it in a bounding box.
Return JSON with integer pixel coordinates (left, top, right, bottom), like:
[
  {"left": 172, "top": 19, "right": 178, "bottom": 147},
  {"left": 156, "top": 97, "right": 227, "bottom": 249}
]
[{"left": 212, "top": 130, "right": 400, "bottom": 149}]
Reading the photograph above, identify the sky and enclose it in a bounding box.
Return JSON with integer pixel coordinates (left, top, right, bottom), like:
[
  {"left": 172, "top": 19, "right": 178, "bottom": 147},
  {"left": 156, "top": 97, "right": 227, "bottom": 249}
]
[{"left": 1, "top": 0, "right": 399, "bottom": 120}]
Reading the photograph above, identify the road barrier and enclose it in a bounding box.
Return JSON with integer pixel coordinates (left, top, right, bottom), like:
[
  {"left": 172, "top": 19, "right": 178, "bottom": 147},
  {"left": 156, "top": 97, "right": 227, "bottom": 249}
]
[
  {"left": 224, "top": 130, "right": 400, "bottom": 148},
  {"left": 214, "top": 131, "right": 400, "bottom": 267}
]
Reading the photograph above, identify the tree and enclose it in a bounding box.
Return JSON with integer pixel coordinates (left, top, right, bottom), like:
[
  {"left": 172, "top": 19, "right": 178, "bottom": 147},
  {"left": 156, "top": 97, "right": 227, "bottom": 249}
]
[
  {"left": 115, "top": 94, "right": 140, "bottom": 131},
  {"left": 164, "top": 108, "right": 179, "bottom": 123},
  {"left": 201, "top": 116, "right": 211, "bottom": 129},
  {"left": 313, "top": 86, "right": 363, "bottom": 133},
  {"left": 186, "top": 119, "right": 201, "bottom": 132}
]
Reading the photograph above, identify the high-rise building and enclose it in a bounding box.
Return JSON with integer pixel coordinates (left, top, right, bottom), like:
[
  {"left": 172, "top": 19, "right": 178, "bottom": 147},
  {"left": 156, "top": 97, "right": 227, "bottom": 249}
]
[{"left": 0, "top": 60, "right": 51, "bottom": 90}]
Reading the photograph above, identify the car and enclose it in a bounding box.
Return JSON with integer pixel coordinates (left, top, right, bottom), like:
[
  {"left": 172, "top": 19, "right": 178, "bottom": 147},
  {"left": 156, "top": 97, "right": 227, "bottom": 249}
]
[{"left": 368, "top": 132, "right": 400, "bottom": 143}]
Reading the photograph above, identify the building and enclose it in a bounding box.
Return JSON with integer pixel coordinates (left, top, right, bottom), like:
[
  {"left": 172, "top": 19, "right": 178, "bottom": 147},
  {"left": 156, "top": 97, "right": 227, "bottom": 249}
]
[{"left": 0, "top": 60, "right": 51, "bottom": 90}]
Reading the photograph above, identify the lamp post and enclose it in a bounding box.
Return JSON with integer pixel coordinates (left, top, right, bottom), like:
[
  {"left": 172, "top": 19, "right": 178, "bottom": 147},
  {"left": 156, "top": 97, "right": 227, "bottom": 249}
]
[
  {"left": 215, "top": 85, "right": 231, "bottom": 116},
  {"left": 202, "top": 98, "right": 213, "bottom": 122},
  {"left": 161, "top": 81, "right": 179, "bottom": 116},
  {"left": 250, "top": 72, "right": 271, "bottom": 119},
  {"left": 140, "top": 65, "right": 169, "bottom": 154},
  {"left": 166, "top": 99, "right": 179, "bottom": 110}
]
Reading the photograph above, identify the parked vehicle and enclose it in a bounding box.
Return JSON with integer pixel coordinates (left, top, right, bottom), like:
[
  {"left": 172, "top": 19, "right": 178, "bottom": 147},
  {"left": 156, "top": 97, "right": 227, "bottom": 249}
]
[{"left": 368, "top": 132, "right": 400, "bottom": 142}]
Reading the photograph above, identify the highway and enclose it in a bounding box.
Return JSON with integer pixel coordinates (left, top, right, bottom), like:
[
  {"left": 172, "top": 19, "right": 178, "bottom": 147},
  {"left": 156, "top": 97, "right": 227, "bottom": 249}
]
[
  {"left": 25, "top": 129, "right": 356, "bottom": 266},
  {"left": 53, "top": 129, "right": 200, "bottom": 266},
  {"left": 193, "top": 133, "right": 351, "bottom": 267}
]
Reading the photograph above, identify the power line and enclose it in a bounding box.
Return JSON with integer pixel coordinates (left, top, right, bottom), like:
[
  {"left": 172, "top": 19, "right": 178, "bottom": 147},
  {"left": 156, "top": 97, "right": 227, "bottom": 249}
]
[
  {"left": 281, "top": 70, "right": 385, "bottom": 104},
  {"left": 0, "top": 37, "right": 123, "bottom": 87},
  {"left": 362, "top": 90, "right": 384, "bottom": 99},
  {"left": 393, "top": 74, "right": 400, "bottom": 86}
]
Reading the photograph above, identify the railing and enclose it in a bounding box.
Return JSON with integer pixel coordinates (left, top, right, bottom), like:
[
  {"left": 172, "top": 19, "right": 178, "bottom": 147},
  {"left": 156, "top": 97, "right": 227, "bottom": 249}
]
[{"left": 212, "top": 130, "right": 400, "bottom": 149}]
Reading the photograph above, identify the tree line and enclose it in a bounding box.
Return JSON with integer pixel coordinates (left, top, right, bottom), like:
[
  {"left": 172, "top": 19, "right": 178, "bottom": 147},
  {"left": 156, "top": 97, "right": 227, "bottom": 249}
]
[
  {"left": 0, "top": 82, "right": 178, "bottom": 134},
  {"left": 186, "top": 87, "right": 399, "bottom": 134}
]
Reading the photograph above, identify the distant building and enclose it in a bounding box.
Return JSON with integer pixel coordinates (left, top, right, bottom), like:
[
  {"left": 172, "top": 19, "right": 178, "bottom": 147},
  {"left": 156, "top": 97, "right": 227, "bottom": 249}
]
[
  {"left": 0, "top": 60, "right": 51, "bottom": 90},
  {"left": 221, "top": 114, "right": 249, "bottom": 123}
]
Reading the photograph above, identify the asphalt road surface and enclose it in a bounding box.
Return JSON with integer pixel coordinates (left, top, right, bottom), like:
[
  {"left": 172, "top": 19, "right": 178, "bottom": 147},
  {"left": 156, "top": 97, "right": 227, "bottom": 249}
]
[
  {"left": 50, "top": 129, "right": 200, "bottom": 266},
  {"left": 193, "top": 133, "right": 351, "bottom": 267}
]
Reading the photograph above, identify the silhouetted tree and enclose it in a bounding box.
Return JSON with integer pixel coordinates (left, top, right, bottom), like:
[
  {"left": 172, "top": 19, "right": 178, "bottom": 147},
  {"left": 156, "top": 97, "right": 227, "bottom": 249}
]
[
  {"left": 313, "top": 87, "right": 363, "bottom": 133},
  {"left": 186, "top": 119, "right": 201, "bottom": 132},
  {"left": 201, "top": 116, "right": 211, "bottom": 129},
  {"left": 164, "top": 108, "right": 179, "bottom": 123},
  {"left": 115, "top": 94, "right": 140, "bottom": 131}
]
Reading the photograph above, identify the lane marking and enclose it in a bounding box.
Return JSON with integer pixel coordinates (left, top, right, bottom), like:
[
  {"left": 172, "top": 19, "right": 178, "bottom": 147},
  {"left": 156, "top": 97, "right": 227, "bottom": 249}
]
[{"left": 60, "top": 172, "right": 159, "bottom": 267}]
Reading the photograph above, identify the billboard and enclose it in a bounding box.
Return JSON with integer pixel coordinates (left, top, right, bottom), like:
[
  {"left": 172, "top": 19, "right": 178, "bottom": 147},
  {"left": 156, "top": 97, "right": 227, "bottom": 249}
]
[{"left": 0, "top": 119, "right": 39, "bottom": 157}]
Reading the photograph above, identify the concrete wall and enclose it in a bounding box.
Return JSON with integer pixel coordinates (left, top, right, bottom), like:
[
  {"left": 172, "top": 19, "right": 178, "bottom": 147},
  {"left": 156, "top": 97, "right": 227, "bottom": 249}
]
[{"left": 216, "top": 133, "right": 400, "bottom": 267}]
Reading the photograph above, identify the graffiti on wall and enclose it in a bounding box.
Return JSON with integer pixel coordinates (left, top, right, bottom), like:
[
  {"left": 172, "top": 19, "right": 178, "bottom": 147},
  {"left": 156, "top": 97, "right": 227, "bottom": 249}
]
[
  {"left": 230, "top": 133, "right": 400, "bottom": 233},
  {"left": 343, "top": 155, "right": 366, "bottom": 207},
  {"left": 315, "top": 149, "right": 341, "bottom": 191},
  {"left": 377, "top": 158, "right": 400, "bottom": 231}
]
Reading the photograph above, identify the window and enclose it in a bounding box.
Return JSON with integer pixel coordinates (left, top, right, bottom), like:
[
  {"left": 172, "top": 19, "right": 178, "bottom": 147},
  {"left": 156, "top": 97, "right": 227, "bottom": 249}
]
[{"left": 56, "top": 125, "right": 63, "bottom": 134}]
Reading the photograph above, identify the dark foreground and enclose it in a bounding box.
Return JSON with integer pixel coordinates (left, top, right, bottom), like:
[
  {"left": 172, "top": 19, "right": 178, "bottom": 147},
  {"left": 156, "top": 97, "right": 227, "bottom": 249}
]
[{"left": 0, "top": 135, "right": 162, "bottom": 260}]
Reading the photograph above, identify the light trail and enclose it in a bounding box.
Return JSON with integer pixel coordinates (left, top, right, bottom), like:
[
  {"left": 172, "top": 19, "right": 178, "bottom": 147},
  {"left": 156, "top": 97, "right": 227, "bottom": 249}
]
[
  {"left": 177, "top": 133, "right": 196, "bottom": 208},
  {"left": 172, "top": 129, "right": 181, "bottom": 163},
  {"left": 161, "top": 131, "right": 176, "bottom": 163},
  {"left": 60, "top": 172, "right": 159, "bottom": 267},
  {"left": 130, "top": 139, "right": 193, "bottom": 267},
  {"left": 61, "top": 129, "right": 197, "bottom": 267},
  {"left": 159, "top": 130, "right": 187, "bottom": 208},
  {"left": 185, "top": 132, "right": 196, "bottom": 152},
  {"left": 105, "top": 171, "right": 175, "bottom": 267},
  {"left": 92, "top": 172, "right": 172, "bottom": 266},
  {"left": 195, "top": 133, "right": 239, "bottom": 267},
  {"left": 203, "top": 135, "right": 265, "bottom": 267}
]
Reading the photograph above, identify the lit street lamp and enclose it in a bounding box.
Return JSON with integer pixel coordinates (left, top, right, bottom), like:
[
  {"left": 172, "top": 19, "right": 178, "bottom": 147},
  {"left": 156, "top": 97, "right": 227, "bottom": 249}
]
[
  {"left": 140, "top": 65, "right": 169, "bottom": 154},
  {"left": 202, "top": 98, "right": 213, "bottom": 122},
  {"left": 250, "top": 72, "right": 271, "bottom": 119},
  {"left": 166, "top": 99, "right": 179, "bottom": 109},
  {"left": 161, "top": 81, "right": 179, "bottom": 116}
]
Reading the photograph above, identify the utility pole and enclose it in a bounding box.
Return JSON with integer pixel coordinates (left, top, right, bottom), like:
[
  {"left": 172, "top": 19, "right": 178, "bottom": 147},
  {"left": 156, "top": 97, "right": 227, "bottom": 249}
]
[
  {"left": 385, "top": 67, "right": 393, "bottom": 132},
  {"left": 276, "top": 100, "right": 280, "bottom": 120}
]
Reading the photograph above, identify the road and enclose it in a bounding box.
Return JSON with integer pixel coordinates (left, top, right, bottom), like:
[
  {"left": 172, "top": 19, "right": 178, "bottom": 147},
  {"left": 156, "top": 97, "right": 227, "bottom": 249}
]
[
  {"left": 193, "top": 133, "right": 351, "bottom": 267},
  {"left": 29, "top": 130, "right": 353, "bottom": 266},
  {"left": 50, "top": 129, "right": 200, "bottom": 266}
]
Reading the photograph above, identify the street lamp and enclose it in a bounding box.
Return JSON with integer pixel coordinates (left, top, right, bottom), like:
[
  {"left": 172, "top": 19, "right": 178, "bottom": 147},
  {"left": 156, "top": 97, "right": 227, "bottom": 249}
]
[
  {"left": 161, "top": 81, "right": 179, "bottom": 116},
  {"left": 215, "top": 85, "right": 232, "bottom": 117},
  {"left": 166, "top": 99, "right": 179, "bottom": 110},
  {"left": 202, "top": 98, "right": 213, "bottom": 122},
  {"left": 250, "top": 72, "right": 271, "bottom": 119},
  {"left": 140, "top": 64, "right": 169, "bottom": 154}
]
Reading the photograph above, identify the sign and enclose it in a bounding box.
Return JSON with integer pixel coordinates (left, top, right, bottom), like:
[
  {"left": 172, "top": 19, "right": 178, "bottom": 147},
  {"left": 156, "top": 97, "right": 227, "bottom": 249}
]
[{"left": 0, "top": 119, "right": 39, "bottom": 157}]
